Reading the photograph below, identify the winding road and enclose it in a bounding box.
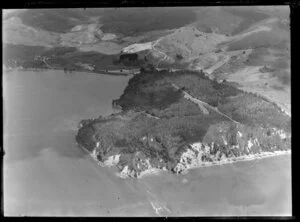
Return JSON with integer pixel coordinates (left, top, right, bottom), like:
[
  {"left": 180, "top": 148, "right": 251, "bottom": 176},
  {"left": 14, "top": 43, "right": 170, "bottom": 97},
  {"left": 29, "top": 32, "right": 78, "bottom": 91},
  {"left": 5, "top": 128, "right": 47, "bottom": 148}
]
[{"left": 151, "top": 38, "right": 170, "bottom": 68}]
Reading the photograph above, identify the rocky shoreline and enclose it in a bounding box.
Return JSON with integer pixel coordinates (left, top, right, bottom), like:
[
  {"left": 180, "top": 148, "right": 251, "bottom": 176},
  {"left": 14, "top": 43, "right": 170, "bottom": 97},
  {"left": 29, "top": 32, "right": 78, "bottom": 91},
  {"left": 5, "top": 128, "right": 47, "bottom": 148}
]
[
  {"left": 3, "top": 65, "right": 131, "bottom": 76},
  {"left": 79, "top": 140, "right": 290, "bottom": 179},
  {"left": 173, "top": 144, "right": 291, "bottom": 175},
  {"left": 77, "top": 124, "right": 291, "bottom": 179}
]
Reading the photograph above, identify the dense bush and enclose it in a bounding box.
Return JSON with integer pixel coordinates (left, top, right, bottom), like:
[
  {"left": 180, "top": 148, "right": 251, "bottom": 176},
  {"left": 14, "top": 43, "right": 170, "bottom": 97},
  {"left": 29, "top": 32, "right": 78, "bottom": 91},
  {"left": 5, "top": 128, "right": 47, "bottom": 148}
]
[
  {"left": 3, "top": 44, "right": 46, "bottom": 61},
  {"left": 75, "top": 124, "right": 96, "bottom": 152},
  {"left": 218, "top": 94, "right": 291, "bottom": 131},
  {"left": 76, "top": 67, "right": 291, "bottom": 174},
  {"left": 169, "top": 72, "right": 242, "bottom": 107},
  {"left": 114, "top": 72, "right": 183, "bottom": 111},
  {"left": 176, "top": 54, "right": 184, "bottom": 60}
]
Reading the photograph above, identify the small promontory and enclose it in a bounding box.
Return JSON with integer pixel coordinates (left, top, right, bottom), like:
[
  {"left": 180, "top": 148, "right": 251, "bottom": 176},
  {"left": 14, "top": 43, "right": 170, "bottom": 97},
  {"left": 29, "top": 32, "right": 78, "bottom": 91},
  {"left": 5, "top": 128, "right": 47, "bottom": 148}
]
[{"left": 76, "top": 69, "right": 291, "bottom": 178}]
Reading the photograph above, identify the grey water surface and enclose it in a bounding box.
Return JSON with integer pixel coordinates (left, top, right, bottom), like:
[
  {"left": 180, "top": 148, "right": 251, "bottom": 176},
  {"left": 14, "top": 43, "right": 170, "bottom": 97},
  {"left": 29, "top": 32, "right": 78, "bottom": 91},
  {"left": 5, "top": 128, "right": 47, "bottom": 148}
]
[{"left": 3, "top": 70, "right": 291, "bottom": 216}]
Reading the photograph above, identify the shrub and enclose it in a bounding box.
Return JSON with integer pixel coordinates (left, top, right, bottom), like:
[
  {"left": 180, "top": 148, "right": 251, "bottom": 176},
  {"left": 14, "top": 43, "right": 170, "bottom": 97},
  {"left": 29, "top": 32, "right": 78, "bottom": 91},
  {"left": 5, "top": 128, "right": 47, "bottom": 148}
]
[{"left": 176, "top": 54, "right": 184, "bottom": 60}]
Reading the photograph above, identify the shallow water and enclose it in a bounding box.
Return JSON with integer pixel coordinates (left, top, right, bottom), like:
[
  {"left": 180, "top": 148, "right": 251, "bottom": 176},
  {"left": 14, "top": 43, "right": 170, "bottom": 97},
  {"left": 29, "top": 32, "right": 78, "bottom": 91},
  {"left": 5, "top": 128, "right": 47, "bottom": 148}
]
[
  {"left": 139, "top": 154, "right": 291, "bottom": 216},
  {"left": 3, "top": 70, "right": 291, "bottom": 216}
]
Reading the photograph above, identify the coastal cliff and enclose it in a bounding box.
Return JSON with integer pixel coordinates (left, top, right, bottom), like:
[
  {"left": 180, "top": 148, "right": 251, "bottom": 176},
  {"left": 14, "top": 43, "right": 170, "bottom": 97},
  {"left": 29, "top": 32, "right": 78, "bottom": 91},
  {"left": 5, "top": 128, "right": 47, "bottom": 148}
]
[{"left": 76, "top": 69, "right": 291, "bottom": 178}]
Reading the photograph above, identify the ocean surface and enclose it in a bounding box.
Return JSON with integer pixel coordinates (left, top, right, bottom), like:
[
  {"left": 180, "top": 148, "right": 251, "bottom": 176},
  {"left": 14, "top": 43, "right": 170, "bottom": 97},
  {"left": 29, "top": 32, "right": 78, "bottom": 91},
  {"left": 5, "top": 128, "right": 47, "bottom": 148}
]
[{"left": 3, "top": 70, "right": 291, "bottom": 216}]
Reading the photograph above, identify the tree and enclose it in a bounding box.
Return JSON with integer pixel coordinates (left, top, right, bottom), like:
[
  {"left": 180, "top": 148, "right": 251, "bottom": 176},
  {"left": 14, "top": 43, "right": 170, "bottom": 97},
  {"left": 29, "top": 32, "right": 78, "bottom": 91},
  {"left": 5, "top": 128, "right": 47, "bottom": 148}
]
[
  {"left": 140, "top": 67, "right": 146, "bottom": 73},
  {"left": 176, "top": 54, "right": 183, "bottom": 60}
]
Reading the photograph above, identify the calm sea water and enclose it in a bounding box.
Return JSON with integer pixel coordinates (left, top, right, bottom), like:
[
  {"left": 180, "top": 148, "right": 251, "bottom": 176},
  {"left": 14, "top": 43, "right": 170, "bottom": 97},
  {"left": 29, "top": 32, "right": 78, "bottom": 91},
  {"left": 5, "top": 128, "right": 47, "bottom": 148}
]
[{"left": 3, "top": 70, "right": 291, "bottom": 216}]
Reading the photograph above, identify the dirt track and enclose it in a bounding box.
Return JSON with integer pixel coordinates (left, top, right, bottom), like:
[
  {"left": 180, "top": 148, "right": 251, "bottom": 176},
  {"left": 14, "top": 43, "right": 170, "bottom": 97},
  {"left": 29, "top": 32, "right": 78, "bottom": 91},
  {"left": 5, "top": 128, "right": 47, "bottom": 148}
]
[{"left": 170, "top": 82, "right": 240, "bottom": 124}]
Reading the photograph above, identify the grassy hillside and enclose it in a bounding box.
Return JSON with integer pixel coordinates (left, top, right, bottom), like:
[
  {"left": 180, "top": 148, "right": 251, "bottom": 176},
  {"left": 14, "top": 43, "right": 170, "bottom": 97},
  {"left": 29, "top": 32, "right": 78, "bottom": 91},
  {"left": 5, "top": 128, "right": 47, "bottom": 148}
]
[
  {"left": 17, "top": 9, "right": 91, "bottom": 33},
  {"left": 3, "top": 44, "right": 47, "bottom": 69},
  {"left": 100, "top": 8, "right": 197, "bottom": 35},
  {"left": 192, "top": 7, "right": 244, "bottom": 35},
  {"left": 225, "top": 7, "right": 269, "bottom": 35},
  {"left": 227, "top": 30, "right": 288, "bottom": 51},
  {"left": 3, "top": 43, "right": 147, "bottom": 71}
]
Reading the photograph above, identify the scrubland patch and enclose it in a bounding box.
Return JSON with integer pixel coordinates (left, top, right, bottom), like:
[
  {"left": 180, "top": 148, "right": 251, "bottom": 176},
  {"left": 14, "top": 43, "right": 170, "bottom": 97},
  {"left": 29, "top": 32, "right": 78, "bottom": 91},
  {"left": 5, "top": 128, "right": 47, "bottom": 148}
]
[
  {"left": 218, "top": 93, "right": 290, "bottom": 131},
  {"left": 17, "top": 9, "right": 91, "bottom": 33},
  {"left": 157, "top": 27, "right": 226, "bottom": 60},
  {"left": 225, "top": 7, "right": 269, "bottom": 35},
  {"left": 192, "top": 7, "right": 244, "bottom": 35},
  {"left": 99, "top": 8, "right": 197, "bottom": 35},
  {"left": 78, "top": 42, "right": 123, "bottom": 55},
  {"left": 3, "top": 17, "right": 60, "bottom": 47}
]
